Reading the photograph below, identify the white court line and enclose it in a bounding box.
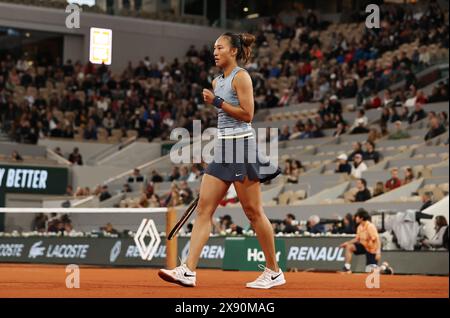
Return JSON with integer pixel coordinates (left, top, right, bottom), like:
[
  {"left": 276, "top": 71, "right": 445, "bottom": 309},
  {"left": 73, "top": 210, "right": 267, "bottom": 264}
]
[{"left": 0, "top": 208, "right": 168, "bottom": 213}]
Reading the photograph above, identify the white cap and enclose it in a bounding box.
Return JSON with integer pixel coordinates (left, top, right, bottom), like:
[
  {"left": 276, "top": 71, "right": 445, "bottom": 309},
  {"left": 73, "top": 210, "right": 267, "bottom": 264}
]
[
  {"left": 337, "top": 153, "right": 348, "bottom": 161},
  {"left": 330, "top": 95, "right": 338, "bottom": 100}
]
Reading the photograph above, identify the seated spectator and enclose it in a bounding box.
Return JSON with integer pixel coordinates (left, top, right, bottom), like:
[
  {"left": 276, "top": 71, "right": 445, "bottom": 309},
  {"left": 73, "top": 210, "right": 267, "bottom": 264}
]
[
  {"left": 372, "top": 181, "right": 385, "bottom": 197},
  {"left": 381, "top": 89, "right": 394, "bottom": 108},
  {"left": 179, "top": 180, "right": 194, "bottom": 205},
  {"left": 403, "top": 167, "right": 415, "bottom": 185},
  {"left": 335, "top": 153, "right": 351, "bottom": 175},
  {"left": 149, "top": 194, "right": 161, "bottom": 207},
  {"left": 408, "top": 103, "right": 427, "bottom": 124},
  {"left": 419, "top": 192, "right": 434, "bottom": 211},
  {"left": 168, "top": 166, "right": 181, "bottom": 182},
  {"left": 32, "top": 213, "right": 48, "bottom": 232},
  {"left": 128, "top": 168, "right": 144, "bottom": 183},
  {"left": 399, "top": 106, "right": 409, "bottom": 122},
  {"left": 66, "top": 185, "right": 73, "bottom": 196},
  {"left": 282, "top": 214, "right": 300, "bottom": 234},
  {"left": 388, "top": 121, "right": 411, "bottom": 140},
  {"left": 138, "top": 193, "right": 150, "bottom": 208},
  {"left": 286, "top": 159, "right": 303, "bottom": 183},
  {"left": 333, "top": 122, "right": 346, "bottom": 137},
  {"left": 54, "top": 147, "right": 64, "bottom": 157},
  {"left": 332, "top": 213, "right": 355, "bottom": 234},
  {"left": 385, "top": 168, "right": 402, "bottom": 191},
  {"left": 179, "top": 166, "right": 189, "bottom": 181},
  {"left": 421, "top": 216, "right": 448, "bottom": 249},
  {"left": 150, "top": 170, "right": 164, "bottom": 183},
  {"left": 187, "top": 164, "right": 203, "bottom": 182},
  {"left": 10, "top": 150, "right": 23, "bottom": 161},
  {"left": 354, "top": 178, "right": 372, "bottom": 202},
  {"left": 348, "top": 142, "right": 363, "bottom": 161},
  {"left": 83, "top": 118, "right": 98, "bottom": 140},
  {"left": 278, "top": 125, "right": 291, "bottom": 141},
  {"left": 327, "top": 95, "right": 342, "bottom": 115},
  {"left": 68, "top": 147, "right": 83, "bottom": 165},
  {"left": 349, "top": 110, "right": 368, "bottom": 132},
  {"left": 307, "top": 215, "right": 326, "bottom": 234},
  {"left": 99, "top": 185, "right": 112, "bottom": 202},
  {"left": 366, "top": 128, "right": 381, "bottom": 144},
  {"left": 350, "top": 118, "right": 369, "bottom": 134},
  {"left": 351, "top": 154, "right": 368, "bottom": 179},
  {"left": 424, "top": 117, "right": 447, "bottom": 141},
  {"left": 122, "top": 183, "right": 132, "bottom": 193},
  {"left": 363, "top": 141, "right": 380, "bottom": 164},
  {"left": 100, "top": 222, "right": 119, "bottom": 235}
]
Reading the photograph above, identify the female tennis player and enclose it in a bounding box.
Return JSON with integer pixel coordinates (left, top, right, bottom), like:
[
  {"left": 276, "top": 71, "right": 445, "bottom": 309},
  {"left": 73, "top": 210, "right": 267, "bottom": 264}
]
[{"left": 158, "top": 32, "right": 284, "bottom": 289}]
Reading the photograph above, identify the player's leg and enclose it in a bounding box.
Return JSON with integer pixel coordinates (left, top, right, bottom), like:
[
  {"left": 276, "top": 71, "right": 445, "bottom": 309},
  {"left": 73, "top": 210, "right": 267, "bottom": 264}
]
[
  {"left": 343, "top": 243, "right": 357, "bottom": 272},
  {"left": 234, "top": 176, "right": 285, "bottom": 289},
  {"left": 185, "top": 173, "right": 231, "bottom": 270},
  {"left": 159, "top": 173, "right": 230, "bottom": 286}
]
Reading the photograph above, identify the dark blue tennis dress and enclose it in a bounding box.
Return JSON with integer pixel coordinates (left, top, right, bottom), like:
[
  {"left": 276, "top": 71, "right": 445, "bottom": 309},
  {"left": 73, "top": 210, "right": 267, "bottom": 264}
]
[{"left": 205, "top": 66, "right": 281, "bottom": 183}]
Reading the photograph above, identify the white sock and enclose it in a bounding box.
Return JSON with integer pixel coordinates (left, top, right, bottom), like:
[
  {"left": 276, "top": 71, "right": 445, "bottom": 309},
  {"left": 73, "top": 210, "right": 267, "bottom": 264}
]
[{"left": 344, "top": 263, "right": 351, "bottom": 270}]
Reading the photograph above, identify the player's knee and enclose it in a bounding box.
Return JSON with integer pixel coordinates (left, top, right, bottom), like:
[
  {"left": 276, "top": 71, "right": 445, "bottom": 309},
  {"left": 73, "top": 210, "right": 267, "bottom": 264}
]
[
  {"left": 346, "top": 244, "right": 355, "bottom": 252},
  {"left": 196, "top": 197, "right": 214, "bottom": 219},
  {"left": 242, "top": 204, "right": 263, "bottom": 223}
]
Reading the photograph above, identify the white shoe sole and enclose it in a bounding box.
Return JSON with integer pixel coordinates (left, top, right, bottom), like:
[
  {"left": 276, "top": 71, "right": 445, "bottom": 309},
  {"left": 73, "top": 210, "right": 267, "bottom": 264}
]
[
  {"left": 246, "top": 279, "right": 286, "bottom": 289},
  {"left": 158, "top": 269, "right": 196, "bottom": 287}
]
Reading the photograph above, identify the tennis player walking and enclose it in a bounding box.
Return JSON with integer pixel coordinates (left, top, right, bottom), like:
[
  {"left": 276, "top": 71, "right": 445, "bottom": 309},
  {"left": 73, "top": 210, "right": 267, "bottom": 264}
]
[{"left": 158, "top": 32, "right": 284, "bottom": 289}]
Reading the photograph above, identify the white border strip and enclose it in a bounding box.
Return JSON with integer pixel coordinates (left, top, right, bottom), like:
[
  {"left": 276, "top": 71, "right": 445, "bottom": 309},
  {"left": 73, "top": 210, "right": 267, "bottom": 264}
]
[{"left": 0, "top": 208, "right": 168, "bottom": 213}]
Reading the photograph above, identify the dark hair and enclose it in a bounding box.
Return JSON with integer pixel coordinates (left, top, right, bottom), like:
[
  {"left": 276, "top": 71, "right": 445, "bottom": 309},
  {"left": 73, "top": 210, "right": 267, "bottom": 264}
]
[
  {"left": 355, "top": 208, "right": 370, "bottom": 221},
  {"left": 221, "top": 32, "right": 256, "bottom": 64},
  {"left": 367, "top": 141, "right": 375, "bottom": 149},
  {"left": 286, "top": 213, "right": 296, "bottom": 220},
  {"left": 435, "top": 215, "right": 448, "bottom": 230},
  {"left": 358, "top": 178, "right": 367, "bottom": 188}
]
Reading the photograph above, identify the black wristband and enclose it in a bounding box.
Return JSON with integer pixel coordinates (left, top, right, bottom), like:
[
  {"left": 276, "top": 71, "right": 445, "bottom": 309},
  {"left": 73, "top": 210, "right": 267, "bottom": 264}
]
[{"left": 212, "top": 96, "right": 224, "bottom": 109}]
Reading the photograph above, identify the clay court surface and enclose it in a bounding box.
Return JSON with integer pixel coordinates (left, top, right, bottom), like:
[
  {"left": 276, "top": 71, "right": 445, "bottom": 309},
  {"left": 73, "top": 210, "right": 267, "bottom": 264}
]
[{"left": 0, "top": 264, "right": 447, "bottom": 298}]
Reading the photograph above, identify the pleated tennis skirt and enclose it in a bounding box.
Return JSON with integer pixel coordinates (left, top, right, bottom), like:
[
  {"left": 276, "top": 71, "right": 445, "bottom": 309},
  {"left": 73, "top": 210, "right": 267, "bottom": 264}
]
[{"left": 205, "top": 136, "right": 281, "bottom": 183}]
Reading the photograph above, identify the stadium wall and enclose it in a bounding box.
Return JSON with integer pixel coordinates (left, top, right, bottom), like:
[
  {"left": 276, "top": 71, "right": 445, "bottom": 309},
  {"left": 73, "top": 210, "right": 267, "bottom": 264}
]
[{"left": 0, "top": 2, "right": 225, "bottom": 72}]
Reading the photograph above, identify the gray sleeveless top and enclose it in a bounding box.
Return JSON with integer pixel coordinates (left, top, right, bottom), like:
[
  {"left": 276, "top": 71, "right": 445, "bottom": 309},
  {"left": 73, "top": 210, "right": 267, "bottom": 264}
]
[{"left": 214, "top": 66, "right": 253, "bottom": 137}]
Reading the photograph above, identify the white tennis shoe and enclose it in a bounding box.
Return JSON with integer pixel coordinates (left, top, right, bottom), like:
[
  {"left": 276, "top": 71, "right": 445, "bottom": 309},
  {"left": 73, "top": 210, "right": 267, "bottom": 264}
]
[
  {"left": 158, "top": 264, "right": 196, "bottom": 287},
  {"left": 246, "top": 264, "right": 286, "bottom": 289}
]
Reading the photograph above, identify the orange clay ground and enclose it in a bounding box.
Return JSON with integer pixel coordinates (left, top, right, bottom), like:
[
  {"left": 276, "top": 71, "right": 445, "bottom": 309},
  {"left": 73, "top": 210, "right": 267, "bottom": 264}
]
[{"left": 0, "top": 264, "right": 447, "bottom": 298}]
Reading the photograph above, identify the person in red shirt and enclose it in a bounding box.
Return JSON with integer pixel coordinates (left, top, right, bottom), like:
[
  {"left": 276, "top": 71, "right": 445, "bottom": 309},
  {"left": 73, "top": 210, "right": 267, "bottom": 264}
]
[{"left": 385, "top": 167, "right": 402, "bottom": 191}]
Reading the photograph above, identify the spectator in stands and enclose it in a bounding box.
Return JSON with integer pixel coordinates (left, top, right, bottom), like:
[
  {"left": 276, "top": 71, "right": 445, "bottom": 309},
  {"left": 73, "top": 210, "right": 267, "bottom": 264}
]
[
  {"left": 150, "top": 170, "right": 164, "bottom": 183},
  {"left": 421, "top": 216, "right": 448, "bottom": 249},
  {"left": 381, "top": 89, "right": 394, "bottom": 108},
  {"left": 99, "top": 185, "right": 112, "bottom": 202},
  {"left": 307, "top": 215, "right": 325, "bottom": 234},
  {"left": 350, "top": 118, "right": 370, "bottom": 134},
  {"left": 138, "top": 193, "right": 150, "bottom": 208},
  {"left": 128, "top": 168, "right": 144, "bottom": 183},
  {"left": 363, "top": 141, "right": 380, "bottom": 164},
  {"left": 354, "top": 178, "right": 372, "bottom": 202},
  {"left": 340, "top": 208, "right": 380, "bottom": 273},
  {"left": 68, "top": 147, "right": 83, "bottom": 165},
  {"left": 278, "top": 125, "right": 291, "bottom": 141},
  {"left": 335, "top": 153, "right": 351, "bottom": 175},
  {"left": 165, "top": 182, "right": 182, "bottom": 207},
  {"left": 286, "top": 159, "right": 303, "bottom": 184},
  {"left": 408, "top": 103, "right": 427, "bottom": 124},
  {"left": 438, "top": 111, "right": 448, "bottom": 126},
  {"left": 102, "top": 112, "right": 116, "bottom": 136},
  {"left": 424, "top": 117, "right": 447, "bottom": 141},
  {"left": 10, "top": 150, "right": 23, "bottom": 161},
  {"left": 348, "top": 142, "right": 363, "bottom": 161},
  {"left": 122, "top": 183, "right": 132, "bottom": 193},
  {"left": 372, "top": 182, "right": 385, "bottom": 197},
  {"left": 351, "top": 154, "right": 368, "bottom": 179},
  {"left": 367, "top": 128, "right": 382, "bottom": 144},
  {"left": 332, "top": 213, "right": 355, "bottom": 234},
  {"left": 327, "top": 95, "right": 342, "bottom": 116},
  {"left": 100, "top": 222, "right": 120, "bottom": 236},
  {"left": 385, "top": 168, "right": 402, "bottom": 191},
  {"left": 31, "top": 213, "right": 48, "bottom": 232},
  {"left": 403, "top": 167, "right": 415, "bottom": 185},
  {"left": 179, "top": 180, "right": 194, "bottom": 205},
  {"left": 66, "top": 185, "right": 73, "bottom": 196},
  {"left": 168, "top": 166, "right": 181, "bottom": 182},
  {"left": 332, "top": 122, "right": 346, "bottom": 138},
  {"left": 419, "top": 192, "right": 434, "bottom": 211},
  {"left": 187, "top": 164, "right": 203, "bottom": 182},
  {"left": 282, "top": 214, "right": 300, "bottom": 234},
  {"left": 83, "top": 118, "right": 98, "bottom": 140},
  {"left": 149, "top": 194, "right": 161, "bottom": 207},
  {"left": 388, "top": 121, "right": 411, "bottom": 140},
  {"left": 54, "top": 147, "right": 64, "bottom": 157},
  {"left": 179, "top": 166, "right": 189, "bottom": 181}
]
